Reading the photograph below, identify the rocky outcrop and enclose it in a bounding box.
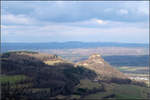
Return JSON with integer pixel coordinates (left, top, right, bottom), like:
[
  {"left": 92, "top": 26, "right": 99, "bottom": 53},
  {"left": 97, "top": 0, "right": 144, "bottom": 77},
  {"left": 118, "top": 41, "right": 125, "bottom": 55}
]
[{"left": 76, "top": 54, "right": 128, "bottom": 80}]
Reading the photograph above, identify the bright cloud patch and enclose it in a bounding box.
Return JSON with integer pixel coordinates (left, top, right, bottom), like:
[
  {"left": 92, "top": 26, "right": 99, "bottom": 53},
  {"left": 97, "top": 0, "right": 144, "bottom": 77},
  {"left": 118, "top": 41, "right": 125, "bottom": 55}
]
[{"left": 95, "top": 19, "right": 107, "bottom": 24}]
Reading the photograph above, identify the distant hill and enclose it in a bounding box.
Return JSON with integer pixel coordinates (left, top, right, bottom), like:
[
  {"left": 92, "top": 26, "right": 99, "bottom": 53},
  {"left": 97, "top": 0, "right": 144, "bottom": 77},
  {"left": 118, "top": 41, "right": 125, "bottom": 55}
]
[{"left": 1, "top": 42, "right": 149, "bottom": 52}]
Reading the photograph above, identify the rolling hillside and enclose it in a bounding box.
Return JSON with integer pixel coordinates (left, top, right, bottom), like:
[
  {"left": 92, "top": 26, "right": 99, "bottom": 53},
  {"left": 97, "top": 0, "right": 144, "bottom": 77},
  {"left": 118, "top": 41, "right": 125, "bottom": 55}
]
[{"left": 1, "top": 51, "right": 150, "bottom": 100}]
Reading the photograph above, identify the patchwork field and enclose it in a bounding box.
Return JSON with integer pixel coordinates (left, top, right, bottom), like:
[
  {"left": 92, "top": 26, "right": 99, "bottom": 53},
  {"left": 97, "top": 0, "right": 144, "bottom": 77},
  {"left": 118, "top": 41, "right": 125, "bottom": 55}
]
[{"left": 116, "top": 66, "right": 149, "bottom": 74}]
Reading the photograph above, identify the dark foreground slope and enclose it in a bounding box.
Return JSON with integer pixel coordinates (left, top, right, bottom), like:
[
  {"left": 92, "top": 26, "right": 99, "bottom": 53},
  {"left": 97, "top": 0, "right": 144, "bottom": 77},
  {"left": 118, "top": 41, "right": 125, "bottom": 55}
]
[
  {"left": 1, "top": 51, "right": 97, "bottom": 100},
  {"left": 1, "top": 51, "right": 150, "bottom": 100}
]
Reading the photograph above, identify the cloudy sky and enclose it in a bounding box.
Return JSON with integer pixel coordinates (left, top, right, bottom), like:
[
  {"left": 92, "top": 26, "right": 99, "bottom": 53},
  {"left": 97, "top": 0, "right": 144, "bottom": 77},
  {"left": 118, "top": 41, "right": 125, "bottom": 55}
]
[{"left": 1, "top": 1, "right": 149, "bottom": 43}]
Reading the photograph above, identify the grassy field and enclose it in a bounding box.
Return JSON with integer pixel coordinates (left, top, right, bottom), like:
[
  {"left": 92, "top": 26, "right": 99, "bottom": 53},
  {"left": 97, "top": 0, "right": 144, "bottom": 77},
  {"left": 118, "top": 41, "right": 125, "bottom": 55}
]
[
  {"left": 83, "top": 91, "right": 114, "bottom": 99},
  {"left": 75, "top": 79, "right": 101, "bottom": 90},
  {"left": 83, "top": 83, "right": 150, "bottom": 99},
  {"left": 0, "top": 75, "right": 27, "bottom": 84},
  {"left": 113, "top": 84, "right": 150, "bottom": 99}
]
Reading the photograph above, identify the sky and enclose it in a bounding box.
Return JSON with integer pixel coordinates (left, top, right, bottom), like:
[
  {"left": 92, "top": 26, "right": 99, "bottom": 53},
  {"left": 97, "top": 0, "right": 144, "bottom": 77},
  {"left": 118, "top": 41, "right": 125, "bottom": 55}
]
[{"left": 1, "top": 1, "right": 149, "bottom": 43}]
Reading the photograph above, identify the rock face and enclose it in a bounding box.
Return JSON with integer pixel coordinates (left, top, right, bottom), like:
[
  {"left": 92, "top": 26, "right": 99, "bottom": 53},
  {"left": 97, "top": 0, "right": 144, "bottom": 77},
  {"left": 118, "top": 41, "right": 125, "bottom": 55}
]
[{"left": 76, "top": 54, "right": 127, "bottom": 80}]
